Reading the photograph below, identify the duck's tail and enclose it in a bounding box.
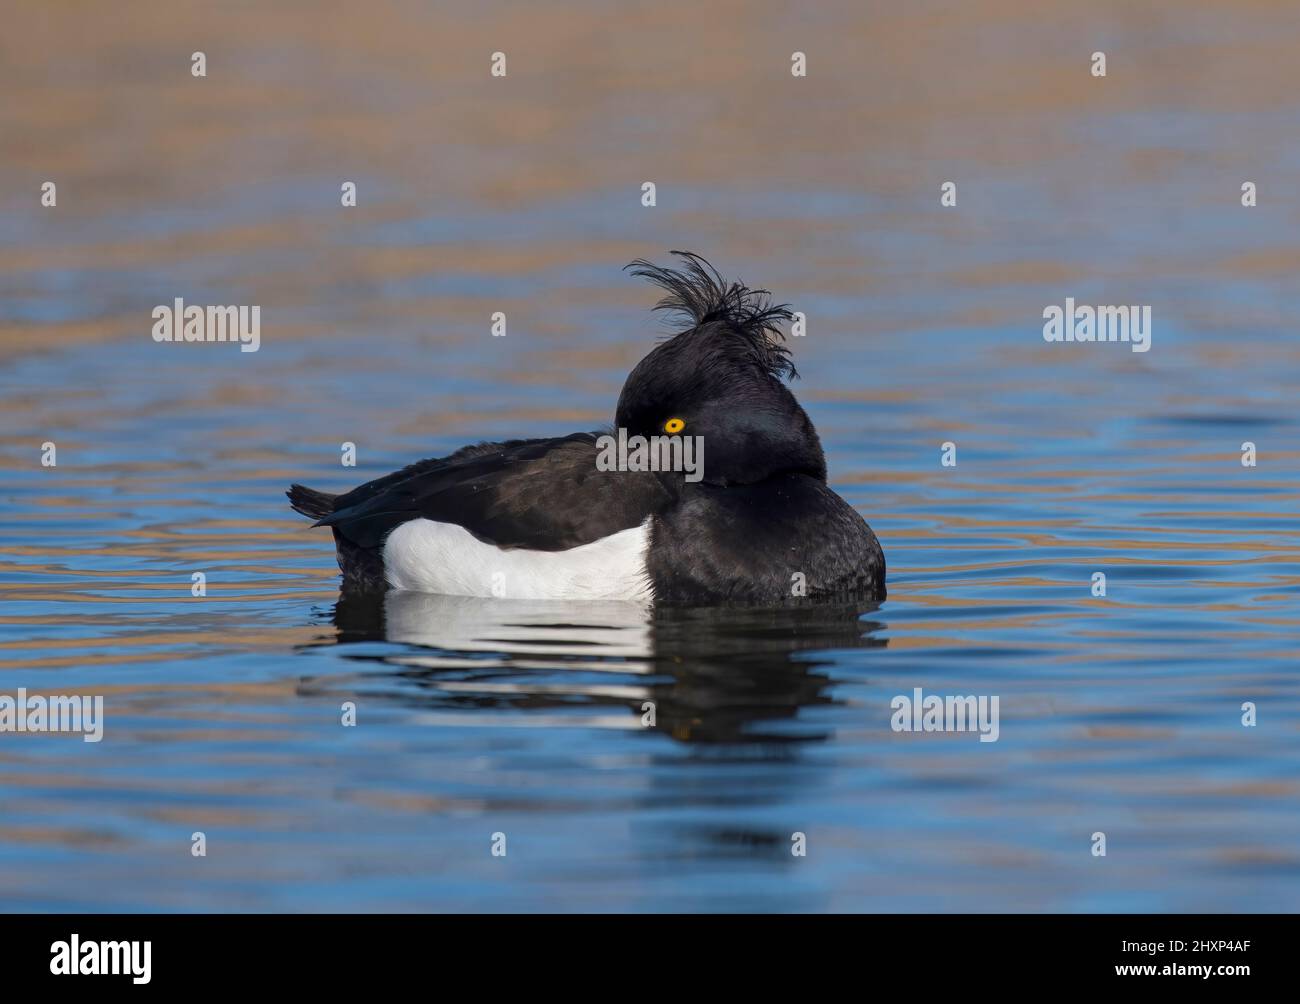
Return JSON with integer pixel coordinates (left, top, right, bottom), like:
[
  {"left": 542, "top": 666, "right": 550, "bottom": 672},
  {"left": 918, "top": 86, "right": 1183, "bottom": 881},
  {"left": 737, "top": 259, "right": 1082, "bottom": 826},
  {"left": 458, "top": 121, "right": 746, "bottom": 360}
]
[{"left": 287, "top": 483, "right": 338, "bottom": 521}]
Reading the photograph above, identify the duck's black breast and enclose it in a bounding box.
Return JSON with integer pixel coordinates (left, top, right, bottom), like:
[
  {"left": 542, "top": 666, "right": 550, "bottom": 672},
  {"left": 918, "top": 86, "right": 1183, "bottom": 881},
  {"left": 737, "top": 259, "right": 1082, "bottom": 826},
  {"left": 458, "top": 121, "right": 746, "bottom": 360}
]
[
  {"left": 319, "top": 432, "right": 674, "bottom": 552},
  {"left": 646, "top": 473, "right": 886, "bottom": 606}
]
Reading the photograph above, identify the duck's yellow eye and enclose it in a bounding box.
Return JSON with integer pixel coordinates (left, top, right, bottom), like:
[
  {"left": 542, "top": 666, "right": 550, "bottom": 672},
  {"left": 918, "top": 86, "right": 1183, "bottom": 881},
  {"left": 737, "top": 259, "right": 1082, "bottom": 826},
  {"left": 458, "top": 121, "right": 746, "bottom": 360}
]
[{"left": 664, "top": 417, "right": 686, "bottom": 434}]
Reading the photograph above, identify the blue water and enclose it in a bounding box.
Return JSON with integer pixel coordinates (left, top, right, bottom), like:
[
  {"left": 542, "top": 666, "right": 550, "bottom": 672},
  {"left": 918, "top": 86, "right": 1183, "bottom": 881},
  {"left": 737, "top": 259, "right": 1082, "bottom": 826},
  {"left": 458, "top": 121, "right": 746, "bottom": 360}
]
[{"left": 1, "top": 0, "right": 1298, "bottom": 912}]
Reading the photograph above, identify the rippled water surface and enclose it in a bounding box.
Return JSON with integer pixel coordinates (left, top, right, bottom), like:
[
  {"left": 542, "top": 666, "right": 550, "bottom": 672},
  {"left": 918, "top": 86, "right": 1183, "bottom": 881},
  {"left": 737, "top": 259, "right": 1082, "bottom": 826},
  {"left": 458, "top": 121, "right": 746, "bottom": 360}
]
[{"left": 2, "top": 1, "right": 1299, "bottom": 911}]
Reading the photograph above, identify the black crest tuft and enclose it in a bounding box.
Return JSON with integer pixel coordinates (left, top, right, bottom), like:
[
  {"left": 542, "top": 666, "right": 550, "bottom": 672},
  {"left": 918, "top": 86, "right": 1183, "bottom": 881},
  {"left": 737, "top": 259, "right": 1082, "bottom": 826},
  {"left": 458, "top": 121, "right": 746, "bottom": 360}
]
[{"left": 625, "top": 251, "right": 798, "bottom": 381}]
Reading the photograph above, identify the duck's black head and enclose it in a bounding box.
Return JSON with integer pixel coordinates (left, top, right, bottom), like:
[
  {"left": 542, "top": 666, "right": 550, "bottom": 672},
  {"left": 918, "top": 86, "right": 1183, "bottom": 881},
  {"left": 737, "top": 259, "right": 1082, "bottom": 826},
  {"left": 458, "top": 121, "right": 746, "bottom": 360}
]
[{"left": 615, "top": 252, "right": 826, "bottom": 487}]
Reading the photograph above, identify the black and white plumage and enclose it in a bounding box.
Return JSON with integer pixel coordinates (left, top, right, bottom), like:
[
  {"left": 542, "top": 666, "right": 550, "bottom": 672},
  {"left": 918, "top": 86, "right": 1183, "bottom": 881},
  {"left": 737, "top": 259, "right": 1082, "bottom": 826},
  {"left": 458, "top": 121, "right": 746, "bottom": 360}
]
[{"left": 288, "top": 252, "right": 886, "bottom": 606}]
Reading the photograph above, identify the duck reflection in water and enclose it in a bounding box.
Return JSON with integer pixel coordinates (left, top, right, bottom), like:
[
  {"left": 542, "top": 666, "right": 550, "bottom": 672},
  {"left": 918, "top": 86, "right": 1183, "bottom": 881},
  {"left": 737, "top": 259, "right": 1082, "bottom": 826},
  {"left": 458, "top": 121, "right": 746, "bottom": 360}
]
[{"left": 319, "top": 591, "right": 885, "bottom": 746}]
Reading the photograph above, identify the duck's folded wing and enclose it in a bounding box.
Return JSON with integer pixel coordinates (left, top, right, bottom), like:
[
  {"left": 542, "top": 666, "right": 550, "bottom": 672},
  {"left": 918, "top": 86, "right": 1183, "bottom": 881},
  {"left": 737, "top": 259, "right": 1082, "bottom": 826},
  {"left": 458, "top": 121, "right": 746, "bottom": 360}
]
[{"left": 318, "top": 432, "right": 674, "bottom": 551}]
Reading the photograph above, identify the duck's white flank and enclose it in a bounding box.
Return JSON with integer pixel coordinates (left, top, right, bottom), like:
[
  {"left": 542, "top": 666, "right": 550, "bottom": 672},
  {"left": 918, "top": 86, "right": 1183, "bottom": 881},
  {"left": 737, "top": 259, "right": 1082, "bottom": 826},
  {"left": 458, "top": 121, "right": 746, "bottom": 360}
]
[{"left": 382, "top": 517, "right": 654, "bottom": 601}]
